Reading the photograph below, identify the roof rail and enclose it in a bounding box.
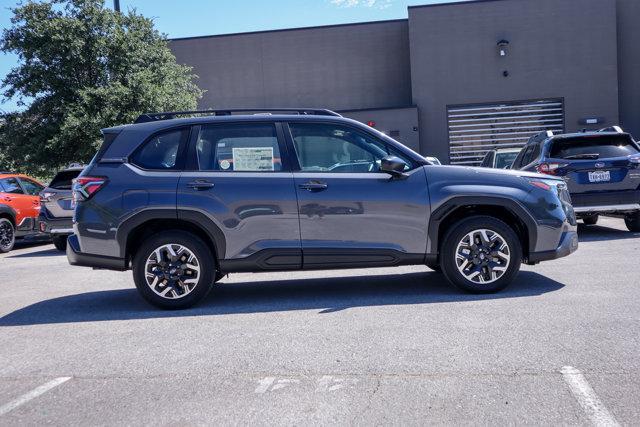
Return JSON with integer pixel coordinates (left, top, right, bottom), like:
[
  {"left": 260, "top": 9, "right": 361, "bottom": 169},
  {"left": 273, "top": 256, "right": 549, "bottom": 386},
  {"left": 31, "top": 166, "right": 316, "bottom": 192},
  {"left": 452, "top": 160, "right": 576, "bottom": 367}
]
[
  {"left": 527, "top": 130, "right": 555, "bottom": 144},
  {"left": 135, "top": 108, "right": 342, "bottom": 123},
  {"left": 598, "top": 125, "right": 624, "bottom": 133}
]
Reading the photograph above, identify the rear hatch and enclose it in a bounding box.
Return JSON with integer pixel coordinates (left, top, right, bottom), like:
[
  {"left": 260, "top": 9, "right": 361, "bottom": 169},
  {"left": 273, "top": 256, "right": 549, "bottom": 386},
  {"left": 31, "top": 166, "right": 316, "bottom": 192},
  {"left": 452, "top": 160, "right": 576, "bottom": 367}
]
[
  {"left": 546, "top": 134, "right": 640, "bottom": 206},
  {"left": 41, "top": 169, "right": 83, "bottom": 218}
]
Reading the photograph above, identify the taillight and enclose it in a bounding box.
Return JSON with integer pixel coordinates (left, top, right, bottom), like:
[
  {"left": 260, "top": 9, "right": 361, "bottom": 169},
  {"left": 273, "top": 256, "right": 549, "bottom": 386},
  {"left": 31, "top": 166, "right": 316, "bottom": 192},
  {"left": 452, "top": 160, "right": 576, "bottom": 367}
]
[
  {"left": 73, "top": 177, "right": 106, "bottom": 202},
  {"left": 536, "top": 162, "right": 568, "bottom": 175}
]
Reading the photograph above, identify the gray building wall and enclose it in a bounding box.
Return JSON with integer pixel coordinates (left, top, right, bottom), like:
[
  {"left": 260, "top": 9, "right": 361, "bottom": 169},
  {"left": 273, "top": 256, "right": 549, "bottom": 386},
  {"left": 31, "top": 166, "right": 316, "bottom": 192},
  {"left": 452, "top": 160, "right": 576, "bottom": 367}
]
[
  {"left": 408, "top": 0, "right": 620, "bottom": 162},
  {"left": 341, "top": 107, "right": 420, "bottom": 152},
  {"left": 616, "top": 0, "right": 640, "bottom": 139},
  {"left": 170, "top": 20, "right": 412, "bottom": 111}
]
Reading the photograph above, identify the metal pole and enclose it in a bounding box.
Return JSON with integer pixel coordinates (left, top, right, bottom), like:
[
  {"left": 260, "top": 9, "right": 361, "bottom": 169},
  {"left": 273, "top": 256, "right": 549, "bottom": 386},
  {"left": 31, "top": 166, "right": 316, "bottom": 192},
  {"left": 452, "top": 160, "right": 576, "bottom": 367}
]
[{"left": 113, "top": 0, "right": 120, "bottom": 12}]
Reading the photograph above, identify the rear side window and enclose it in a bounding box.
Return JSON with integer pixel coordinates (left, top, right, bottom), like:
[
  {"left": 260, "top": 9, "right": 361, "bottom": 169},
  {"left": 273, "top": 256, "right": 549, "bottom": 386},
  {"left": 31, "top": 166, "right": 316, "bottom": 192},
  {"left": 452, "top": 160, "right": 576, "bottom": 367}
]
[
  {"left": 132, "top": 129, "right": 187, "bottom": 170},
  {"left": 195, "top": 123, "right": 281, "bottom": 172},
  {"left": 550, "top": 135, "right": 639, "bottom": 159},
  {"left": 20, "top": 179, "right": 44, "bottom": 196},
  {"left": 0, "top": 178, "right": 24, "bottom": 194},
  {"left": 49, "top": 170, "right": 82, "bottom": 190}
]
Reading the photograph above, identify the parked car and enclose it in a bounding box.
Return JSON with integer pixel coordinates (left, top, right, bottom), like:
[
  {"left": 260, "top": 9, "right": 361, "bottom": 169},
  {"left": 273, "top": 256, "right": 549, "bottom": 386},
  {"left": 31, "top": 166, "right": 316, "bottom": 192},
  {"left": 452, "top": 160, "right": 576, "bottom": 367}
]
[
  {"left": 67, "top": 108, "right": 578, "bottom": 309},
  {"left": 0, "top": 172, "right": 45, "bottom": 253},
  {"left": 480, "top": 148, "right": 521, "bottom": 169},
  {"left": 512, "top": 127, "right": 640, "bottom": 231},
  {"left": 38, "top": 164, "right": 85, "bottom": 251}
]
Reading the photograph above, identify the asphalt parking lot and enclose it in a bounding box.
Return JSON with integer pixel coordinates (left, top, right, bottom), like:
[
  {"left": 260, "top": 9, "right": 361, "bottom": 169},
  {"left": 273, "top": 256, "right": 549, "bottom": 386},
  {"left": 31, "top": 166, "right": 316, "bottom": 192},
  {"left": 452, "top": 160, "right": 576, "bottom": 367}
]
[{"left": 0, "top": 217, "right": 639, "bottom": 425}]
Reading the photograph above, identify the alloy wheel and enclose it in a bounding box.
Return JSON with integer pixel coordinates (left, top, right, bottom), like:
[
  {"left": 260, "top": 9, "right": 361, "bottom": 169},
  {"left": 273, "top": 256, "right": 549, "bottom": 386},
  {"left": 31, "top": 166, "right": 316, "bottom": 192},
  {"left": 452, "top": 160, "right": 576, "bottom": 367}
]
[
  {"left": 0, "top": 221, "right": 14, "bottom": 251},
  {"left": 144, "top": 244, "right": 201, "bottom": 299},
  {"left": 455, "top": 228, "right": 511, "bottom": 284}
]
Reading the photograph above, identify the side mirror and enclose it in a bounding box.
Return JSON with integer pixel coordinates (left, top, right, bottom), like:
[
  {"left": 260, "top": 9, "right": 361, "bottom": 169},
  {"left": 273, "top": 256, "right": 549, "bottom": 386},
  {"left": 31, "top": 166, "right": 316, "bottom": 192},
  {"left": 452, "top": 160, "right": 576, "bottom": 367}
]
[{"left": 380, "top": 156, "right": 408, "bottom": 178}]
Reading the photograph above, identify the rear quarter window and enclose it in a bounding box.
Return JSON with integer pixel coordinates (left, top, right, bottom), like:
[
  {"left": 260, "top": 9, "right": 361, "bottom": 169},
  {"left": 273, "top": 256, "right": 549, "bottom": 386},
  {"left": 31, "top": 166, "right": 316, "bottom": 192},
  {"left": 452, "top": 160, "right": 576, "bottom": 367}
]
[{"left": 550, "top": 135, "right": 639, "bottom": 159}]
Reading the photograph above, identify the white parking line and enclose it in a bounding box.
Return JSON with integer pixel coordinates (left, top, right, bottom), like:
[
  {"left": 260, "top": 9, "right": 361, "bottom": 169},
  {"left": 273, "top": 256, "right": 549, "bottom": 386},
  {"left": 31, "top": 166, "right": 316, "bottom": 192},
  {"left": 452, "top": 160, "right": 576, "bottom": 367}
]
[
  {"left": 561, "top": 366, "right": 619, "bottom": 427},
  {"left": 0, "top": 377, "right": 72, "bottom": 417}
]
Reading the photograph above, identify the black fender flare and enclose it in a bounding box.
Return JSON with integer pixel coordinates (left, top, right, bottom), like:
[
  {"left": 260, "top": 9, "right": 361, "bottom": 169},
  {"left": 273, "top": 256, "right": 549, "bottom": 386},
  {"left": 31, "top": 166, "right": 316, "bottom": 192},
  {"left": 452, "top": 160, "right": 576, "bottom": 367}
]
[
  {"left": 0, "top": 203, "right": 16, "bottom": 225},
  {"left": 116, "top": 208, "right": 226, "bottom": 260},
  {"left": 427, "top": 196, "right": 538, "bottom": 256}
]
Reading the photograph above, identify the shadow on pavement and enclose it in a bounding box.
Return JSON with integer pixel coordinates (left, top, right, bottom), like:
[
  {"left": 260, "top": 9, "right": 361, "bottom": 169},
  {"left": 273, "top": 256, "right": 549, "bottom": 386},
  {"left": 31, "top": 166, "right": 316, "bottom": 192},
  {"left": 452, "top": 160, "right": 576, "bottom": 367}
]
[
  {"left": 0, "top": 271, "right": 563, "bottom": 326},
  {"left": 7, "top": 247, "right": 63, "bottom": 258},
  {"left": 577, "top": 223, "right": 639, "bottom": 242}
]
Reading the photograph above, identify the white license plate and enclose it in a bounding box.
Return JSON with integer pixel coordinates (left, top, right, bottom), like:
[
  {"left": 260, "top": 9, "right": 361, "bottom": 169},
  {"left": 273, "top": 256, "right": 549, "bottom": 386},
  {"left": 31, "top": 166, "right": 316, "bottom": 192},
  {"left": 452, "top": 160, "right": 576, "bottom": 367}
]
[{"left": 588, "top": 171, "right": 611, "bottom": 183}]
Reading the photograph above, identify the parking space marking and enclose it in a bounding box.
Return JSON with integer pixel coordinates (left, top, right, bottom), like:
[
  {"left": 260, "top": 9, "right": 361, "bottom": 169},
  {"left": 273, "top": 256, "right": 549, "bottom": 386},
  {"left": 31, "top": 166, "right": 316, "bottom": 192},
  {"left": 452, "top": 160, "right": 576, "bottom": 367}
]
[
  {"left": 0, "top": 377, "right": 72, "bottom": 417},
  {"left": 561, "top": 366, "right": 619, "bottom": 427}
]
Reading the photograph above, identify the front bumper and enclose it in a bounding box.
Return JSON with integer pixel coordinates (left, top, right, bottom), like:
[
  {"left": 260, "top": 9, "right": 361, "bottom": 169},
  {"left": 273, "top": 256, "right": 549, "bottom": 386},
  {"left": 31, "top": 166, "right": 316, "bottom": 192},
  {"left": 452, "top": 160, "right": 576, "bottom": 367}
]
[
  {"left": 528, "top": 231, "right": 579, "bottom": 263},
  {"left": 66, "top": 234, "right": 127, "bottom": 271}
]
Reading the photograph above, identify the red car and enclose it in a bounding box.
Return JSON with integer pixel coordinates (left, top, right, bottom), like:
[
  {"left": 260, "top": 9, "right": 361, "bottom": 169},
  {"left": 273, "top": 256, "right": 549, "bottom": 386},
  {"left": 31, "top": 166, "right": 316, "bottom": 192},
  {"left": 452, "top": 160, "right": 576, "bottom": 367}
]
[{"left": 0, "top": 172, "right": 45, "bottom": 252}]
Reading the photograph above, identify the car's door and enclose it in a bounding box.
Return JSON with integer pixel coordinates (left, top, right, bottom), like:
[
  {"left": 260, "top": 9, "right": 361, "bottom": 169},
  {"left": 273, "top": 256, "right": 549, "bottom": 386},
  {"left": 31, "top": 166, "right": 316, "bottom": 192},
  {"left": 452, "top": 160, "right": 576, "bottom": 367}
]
[
  {"left": 178, "top": 121, "right": 301, "bottom": 269},
  {"left": 285, "top": 121, "right": 430, "bottom": 269},
  {"left": 17, "top": 177, "right": 44, "bottom": 219}
]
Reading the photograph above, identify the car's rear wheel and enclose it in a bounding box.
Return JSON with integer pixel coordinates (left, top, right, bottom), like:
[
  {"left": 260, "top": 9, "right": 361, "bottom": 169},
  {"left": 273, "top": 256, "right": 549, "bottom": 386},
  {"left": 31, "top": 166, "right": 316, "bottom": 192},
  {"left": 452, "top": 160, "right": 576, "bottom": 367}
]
[
  {"left": 52, "top": 235, "right": 68, "bottom": 251},
  {"left": 132, "top": 231, "right": 215, "bottom": 309},
  {"left": 625, "top": 212, "right": 640, "bottom": 232},
  {"left": 0, "top": 218, "right": 16, "bottom": 253},
  {"left": 440, "top": 216, "right": 522, "bottom": 293},
  {"left": 582, "top": 215, "right": 599, "bottom": 226}
]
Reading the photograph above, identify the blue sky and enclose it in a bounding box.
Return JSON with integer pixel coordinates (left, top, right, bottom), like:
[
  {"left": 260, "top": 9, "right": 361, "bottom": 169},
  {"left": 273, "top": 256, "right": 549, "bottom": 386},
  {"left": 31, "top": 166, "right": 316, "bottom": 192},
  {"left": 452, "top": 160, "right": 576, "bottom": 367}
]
[{"left": 0, "top": 0, "right": 467, "bottom": 112}]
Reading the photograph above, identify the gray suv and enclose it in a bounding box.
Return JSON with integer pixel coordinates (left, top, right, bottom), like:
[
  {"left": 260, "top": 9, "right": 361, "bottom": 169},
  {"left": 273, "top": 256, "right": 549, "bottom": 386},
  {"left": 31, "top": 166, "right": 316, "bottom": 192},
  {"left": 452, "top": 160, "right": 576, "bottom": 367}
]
[{"left": 67, "top": 109, "right": 578, "bottom": 309}]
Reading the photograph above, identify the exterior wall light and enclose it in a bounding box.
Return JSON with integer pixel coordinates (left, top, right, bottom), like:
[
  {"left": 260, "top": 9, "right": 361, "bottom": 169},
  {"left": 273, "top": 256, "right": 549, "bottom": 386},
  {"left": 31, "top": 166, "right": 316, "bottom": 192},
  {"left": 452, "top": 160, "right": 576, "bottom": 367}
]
[{"left": 497, "top": 40, "right": 509, "bottom": 57}]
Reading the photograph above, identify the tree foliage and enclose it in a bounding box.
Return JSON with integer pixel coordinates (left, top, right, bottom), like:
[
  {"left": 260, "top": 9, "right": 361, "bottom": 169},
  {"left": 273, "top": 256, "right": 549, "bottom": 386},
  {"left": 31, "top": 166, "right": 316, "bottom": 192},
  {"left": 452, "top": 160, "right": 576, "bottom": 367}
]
[{"left": 0, "top": 0, "right": 203, "bottom": 174}]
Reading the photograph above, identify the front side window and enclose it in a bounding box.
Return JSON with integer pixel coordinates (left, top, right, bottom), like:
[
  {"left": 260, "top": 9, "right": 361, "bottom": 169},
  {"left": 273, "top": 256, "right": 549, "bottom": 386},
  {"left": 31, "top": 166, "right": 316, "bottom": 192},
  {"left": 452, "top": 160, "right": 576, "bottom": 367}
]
[
  {"left": 0, "top": 178, "right": 24, "bottom": 194},
  {"left": 288, "top": 123, "right": 409, "bottom": 173},
  {"left": 196, "top": 123, "right": 281, "bottom": 172},
  {"left": 132, "top": 129, "right": 186, "bottom": 170},
  {"left": 20, "top": 178, "right": 44, "bottom": 196}
]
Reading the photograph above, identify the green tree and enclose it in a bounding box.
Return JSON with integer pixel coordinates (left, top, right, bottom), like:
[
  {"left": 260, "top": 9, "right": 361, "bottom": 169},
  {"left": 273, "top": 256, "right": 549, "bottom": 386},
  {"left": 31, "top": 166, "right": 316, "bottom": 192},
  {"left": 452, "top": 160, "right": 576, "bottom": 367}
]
[{"left": 0, "top": 0, "right": 203, "bottom": 174}]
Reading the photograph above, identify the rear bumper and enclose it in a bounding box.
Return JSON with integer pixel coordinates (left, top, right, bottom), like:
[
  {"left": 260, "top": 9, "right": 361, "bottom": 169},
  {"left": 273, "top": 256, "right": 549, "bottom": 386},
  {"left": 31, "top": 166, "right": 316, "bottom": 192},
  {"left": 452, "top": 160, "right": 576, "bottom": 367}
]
[
  {"left": 528, "top": 231, "right": 579, "bottom": 263},
  {"left": 38, "top": 209, "right": 74, "bottom": 235},
  {"left": 66, "top": 234, "right": 127, "bottom": 271},
  {"left": 573, "top": 203, "right": 640, "bottom": 214}
]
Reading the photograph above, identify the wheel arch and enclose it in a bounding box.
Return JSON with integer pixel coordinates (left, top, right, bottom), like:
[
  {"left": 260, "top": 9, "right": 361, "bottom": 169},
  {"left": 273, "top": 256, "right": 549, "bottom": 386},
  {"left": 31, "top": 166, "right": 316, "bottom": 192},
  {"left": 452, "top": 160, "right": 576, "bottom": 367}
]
[
  {"left": 0, "top": 204, "right": 16, "bottom": 226},
  {"left": 428, "top": 196, "right": 537, "bottom": 260}
]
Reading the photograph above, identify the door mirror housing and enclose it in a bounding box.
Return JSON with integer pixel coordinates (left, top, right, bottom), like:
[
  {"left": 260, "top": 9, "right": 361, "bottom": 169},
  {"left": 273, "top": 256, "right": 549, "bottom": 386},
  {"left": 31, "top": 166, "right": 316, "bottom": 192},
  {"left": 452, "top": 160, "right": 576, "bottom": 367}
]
[{"left": 380, "top": 156, "right": 408, "bottom": 178}]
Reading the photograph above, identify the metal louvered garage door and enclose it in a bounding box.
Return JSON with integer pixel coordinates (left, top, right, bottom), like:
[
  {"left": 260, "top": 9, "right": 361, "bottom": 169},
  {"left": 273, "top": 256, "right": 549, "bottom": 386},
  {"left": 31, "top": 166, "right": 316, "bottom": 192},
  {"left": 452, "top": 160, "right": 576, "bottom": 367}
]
[{"left": 447, "top": 99, "right": 564, "bottom": 166}]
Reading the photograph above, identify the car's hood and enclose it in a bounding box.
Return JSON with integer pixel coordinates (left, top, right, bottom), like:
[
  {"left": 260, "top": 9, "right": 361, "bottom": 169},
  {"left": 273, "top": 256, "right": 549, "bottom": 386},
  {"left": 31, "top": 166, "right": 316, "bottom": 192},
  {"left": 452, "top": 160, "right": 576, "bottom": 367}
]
[{"left": 434, "top": 165, "right": 563, "bottom": 181}]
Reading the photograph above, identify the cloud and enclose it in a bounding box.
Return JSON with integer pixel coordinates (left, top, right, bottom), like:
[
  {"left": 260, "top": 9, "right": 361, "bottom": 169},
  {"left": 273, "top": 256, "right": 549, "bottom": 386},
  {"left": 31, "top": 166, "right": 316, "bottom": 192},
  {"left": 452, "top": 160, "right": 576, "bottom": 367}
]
[{"left": 329, "top": 0, "right": 394, "bottom": 9}]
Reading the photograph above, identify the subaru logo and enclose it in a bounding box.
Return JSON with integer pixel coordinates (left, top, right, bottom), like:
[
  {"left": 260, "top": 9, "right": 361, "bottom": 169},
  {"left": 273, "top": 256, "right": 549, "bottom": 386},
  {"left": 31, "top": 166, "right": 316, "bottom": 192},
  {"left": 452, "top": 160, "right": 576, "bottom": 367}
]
[{"left": 595, "top": 162, "right": 605, "bottom": 168}]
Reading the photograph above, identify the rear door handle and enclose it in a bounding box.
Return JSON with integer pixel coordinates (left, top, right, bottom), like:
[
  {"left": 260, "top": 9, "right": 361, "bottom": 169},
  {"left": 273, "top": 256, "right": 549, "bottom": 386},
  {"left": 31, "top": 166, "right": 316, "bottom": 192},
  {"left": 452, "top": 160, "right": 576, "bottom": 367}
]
[
  {"left": 299, "top": 181, "right": 328, "bottom": 192},
  {"left": 187, "top": 180, "right": 215, "bottom": 190}
]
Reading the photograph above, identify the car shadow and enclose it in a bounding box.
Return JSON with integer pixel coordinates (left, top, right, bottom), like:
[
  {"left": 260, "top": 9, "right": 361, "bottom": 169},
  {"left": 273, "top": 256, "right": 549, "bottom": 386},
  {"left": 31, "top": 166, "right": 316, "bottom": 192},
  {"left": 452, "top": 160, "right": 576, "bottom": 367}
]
[
  {"left": 0, "top": 271, "right": 563, "bottom": 326},
  {"left": 7, "top": 247, "right": 63, "bottom": 258},
  {"left": 577, "top": 223, "right": 639, "bottom": 242}
]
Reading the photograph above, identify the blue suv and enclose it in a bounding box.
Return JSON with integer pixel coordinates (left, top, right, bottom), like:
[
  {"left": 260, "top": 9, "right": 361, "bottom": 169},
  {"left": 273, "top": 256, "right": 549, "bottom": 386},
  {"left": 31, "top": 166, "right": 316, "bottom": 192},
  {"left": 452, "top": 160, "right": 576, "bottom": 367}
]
[{"left": 512, "top": 127, "right": 640, "bottom": 231}]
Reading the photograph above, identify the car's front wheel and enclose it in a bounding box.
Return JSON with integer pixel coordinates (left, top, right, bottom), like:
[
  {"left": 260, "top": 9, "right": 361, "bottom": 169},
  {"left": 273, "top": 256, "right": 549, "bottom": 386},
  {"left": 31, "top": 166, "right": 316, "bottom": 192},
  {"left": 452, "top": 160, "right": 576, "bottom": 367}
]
[
  {"left": 440, "top": 216, "right": 522, "bottom": 293},
  {"left": 132, "top": 231, "right": 215, "bottom": 309},
  {"left": 0, "top": 218, "right": 16, "bottom": 253},
  {"left": 625, "top": 212, "right": 640, "bottom": 232}
]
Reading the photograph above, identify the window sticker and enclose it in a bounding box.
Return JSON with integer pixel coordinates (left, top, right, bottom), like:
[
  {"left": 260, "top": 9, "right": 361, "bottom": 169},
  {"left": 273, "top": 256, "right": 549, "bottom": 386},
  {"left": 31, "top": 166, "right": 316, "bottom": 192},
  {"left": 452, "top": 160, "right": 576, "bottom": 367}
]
[{"left": 232, "top": 147, "right": 275, "bottom": 171}]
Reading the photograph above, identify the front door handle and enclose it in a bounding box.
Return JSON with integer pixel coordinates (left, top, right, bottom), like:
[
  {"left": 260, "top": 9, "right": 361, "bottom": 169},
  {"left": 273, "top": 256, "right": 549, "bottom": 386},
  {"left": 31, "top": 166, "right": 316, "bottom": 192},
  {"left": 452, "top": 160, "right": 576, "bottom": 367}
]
[
  {"left": 299, "top": 181, "right": 328, "bottom": 192},
  {"left": 187, "top": 180, "right": 215, "bottom": 191}
]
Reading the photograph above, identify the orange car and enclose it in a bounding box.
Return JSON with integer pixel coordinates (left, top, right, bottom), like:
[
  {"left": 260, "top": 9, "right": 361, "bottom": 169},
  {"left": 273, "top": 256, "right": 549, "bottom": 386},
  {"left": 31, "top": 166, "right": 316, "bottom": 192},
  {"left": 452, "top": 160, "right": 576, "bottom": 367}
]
[{"left": 0, "top": 172, "right": 45, "bottom": 252}]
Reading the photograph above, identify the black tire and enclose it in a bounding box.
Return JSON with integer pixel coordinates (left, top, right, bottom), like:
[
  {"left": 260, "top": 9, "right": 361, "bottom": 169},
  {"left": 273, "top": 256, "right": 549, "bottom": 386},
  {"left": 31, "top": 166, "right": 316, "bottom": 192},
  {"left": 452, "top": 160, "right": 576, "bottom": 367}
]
[
  {"left": 52, "top": 235, "right": 68, "bottom": 251},
  {"left": 625, "top": 212, "right": 640, "bottom": 232},
  {"left": 132, "top": 231, "right": 215, "bottom": 309},
  {"left": 426, "top": 261, "right": 442, "bottom": 272},
  {"left": 0, "top": 218, "right": 16, "bottom": 253},
  {"left": 440, "top": 216, "right": 522, "bottom": 293},
  {"left": 582, "top": 215, "right": 599, "bottom": 226}
]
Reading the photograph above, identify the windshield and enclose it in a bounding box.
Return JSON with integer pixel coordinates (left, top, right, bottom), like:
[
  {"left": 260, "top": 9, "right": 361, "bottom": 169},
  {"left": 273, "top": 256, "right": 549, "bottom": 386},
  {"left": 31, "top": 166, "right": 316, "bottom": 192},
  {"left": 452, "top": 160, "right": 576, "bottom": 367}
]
[
  {"left": 549, "top": 135, "right": 639, "bottom": 159},
  {"left": 495, "top": 152, "right": 519, "bottom": 169}
]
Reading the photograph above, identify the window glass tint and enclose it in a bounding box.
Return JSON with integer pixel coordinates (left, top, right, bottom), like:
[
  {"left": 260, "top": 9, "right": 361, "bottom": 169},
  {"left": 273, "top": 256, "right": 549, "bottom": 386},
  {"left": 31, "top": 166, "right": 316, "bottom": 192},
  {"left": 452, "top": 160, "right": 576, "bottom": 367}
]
[
  {"left": 196, "top": 124, "right": 281, "bottom": 172},
  {"left": 0, "top": 178, "right": 24, "bottom": 194},
  {"left": 132, "top": 129, "right": 186, "bottom": 169},
  {"left": 49, "top": 170, "right": 81, "bottom": 190},
  {"left": 289, "top": 123, "right": 410, "bottom": 173},
  {"left": 520, "top": 146, "right": 535, "bottom": 166},
  {"left": 20, "top": 179, "right": 43, "bottom": 196},
  {"left": 550, "top": 135, "right": 639, "bottom": 159},
  {"left": 495, "top": 152, "right": 519, "bottom": 169}
]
